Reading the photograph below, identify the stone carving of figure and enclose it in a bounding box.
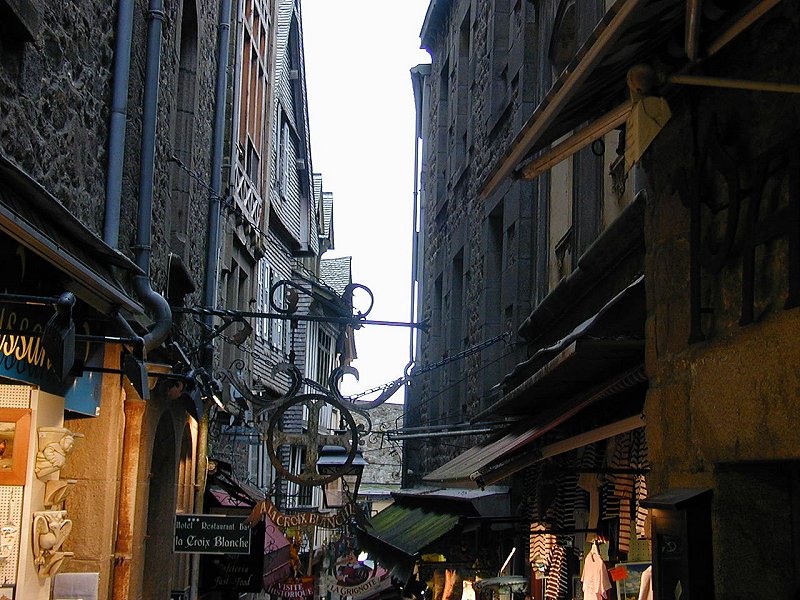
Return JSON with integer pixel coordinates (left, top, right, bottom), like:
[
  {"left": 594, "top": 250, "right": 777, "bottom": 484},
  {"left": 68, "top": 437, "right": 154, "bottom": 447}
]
[
  {"left": 32, "top": 510, "right": 73, "bottom": 578},
  {"left": 35, "top": 428, "right": 83, "bottom": 480}
]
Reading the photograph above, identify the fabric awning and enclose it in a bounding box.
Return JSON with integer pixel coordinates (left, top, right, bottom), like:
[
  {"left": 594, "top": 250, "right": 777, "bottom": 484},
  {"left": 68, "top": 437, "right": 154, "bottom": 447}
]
[
  {"left": 356, "top": 486, "right": 509, "bottom": 584},
  {"left": 425, "top": 365, "right": 645, "bottom": 485},
  {"left": 0, "top": 153, "right": 143, "bottom": 314},
  {"left": 425, "top": 277, "right": 646, "bottom": 485},
  {"left": 481, "top": 0, "right": 780, "bottom": 196},
  {"left": 357, "top": 504, "right": 460, "bottom": 585}
]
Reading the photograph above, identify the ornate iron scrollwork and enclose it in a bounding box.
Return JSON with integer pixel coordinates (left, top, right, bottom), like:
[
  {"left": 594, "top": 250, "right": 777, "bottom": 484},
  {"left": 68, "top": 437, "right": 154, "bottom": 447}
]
[{"left": 266, "top": 393, "right": 359, "bottom": 486}]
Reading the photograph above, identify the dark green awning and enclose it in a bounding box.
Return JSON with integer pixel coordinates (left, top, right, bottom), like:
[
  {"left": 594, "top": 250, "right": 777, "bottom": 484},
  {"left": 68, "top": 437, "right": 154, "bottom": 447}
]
[
  {"left": 356, "top": 504, "right": 461, "bottom": 584},
  {"left": 365, "top": 504, "right": 460, "bottom": 556}
]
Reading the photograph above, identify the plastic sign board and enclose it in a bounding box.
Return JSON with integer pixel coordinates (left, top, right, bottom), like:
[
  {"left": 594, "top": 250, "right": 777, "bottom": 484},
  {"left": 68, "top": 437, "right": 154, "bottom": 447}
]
[{"left": 174, "top": 514, "right": 251, "bottom": 554}]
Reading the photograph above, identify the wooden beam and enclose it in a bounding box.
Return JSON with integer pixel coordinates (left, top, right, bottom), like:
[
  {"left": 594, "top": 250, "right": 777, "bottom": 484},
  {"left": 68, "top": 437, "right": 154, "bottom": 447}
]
[
  {"left": 707, "top": 0, "right": 782, "bottom": 57},
  {"left": 669, "top": 73, "right": 800, "bottom": 94},
  {"left": 518, "top": 102, "right": 632, "bottom": 181},
  {"left": 479, "top": 0, "right": 643, "bottom": 200}
]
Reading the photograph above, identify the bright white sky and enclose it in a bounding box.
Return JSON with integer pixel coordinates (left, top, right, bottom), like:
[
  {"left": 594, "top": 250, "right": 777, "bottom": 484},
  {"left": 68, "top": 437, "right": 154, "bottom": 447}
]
[{"left": 302, "top": 1, "right": 431, "bottom": 401}]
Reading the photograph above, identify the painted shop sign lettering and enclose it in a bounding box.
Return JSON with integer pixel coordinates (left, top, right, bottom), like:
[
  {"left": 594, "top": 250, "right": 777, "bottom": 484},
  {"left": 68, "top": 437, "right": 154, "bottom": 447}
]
[
  {"left": 0, "top": 307, "right": 54, "bottom": 384},
  {"left": 327, "top": 573, "right": 392, "bottom": 600},
  {"left": 264, "top": 577, "right": 316, "bottom": 599},
  {"left": 248, "top": 498, "right": 356, "bottom": 530},
  {"left": 174, "top": 514, "right": 251, "bottom": 555}
]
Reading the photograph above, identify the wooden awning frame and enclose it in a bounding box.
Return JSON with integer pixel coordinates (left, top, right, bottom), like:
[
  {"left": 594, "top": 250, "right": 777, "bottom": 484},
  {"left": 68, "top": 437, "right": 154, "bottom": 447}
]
[{"left": 481, "top": 0, "right": 785, "bottom": 197}]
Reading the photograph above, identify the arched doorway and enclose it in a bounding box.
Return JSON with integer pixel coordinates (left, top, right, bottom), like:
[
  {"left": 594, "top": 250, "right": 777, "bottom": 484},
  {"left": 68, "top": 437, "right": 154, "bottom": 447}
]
[
  {"left": 172, "top": 423, "right": 194, "bottom": 594},
  {"left": 142, "top": 413, "right": 178, "bottom": 597}
]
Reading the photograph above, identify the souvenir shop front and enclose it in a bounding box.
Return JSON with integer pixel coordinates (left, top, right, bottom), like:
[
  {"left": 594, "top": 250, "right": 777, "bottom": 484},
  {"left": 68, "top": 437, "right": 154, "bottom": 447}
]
[
  {"left": 0, "top": 156, "right": 145, "bottom": 599},
  {"left": 356, "top": 487, "right": 513, "bottom": 600},
  {"left": 422, "top": 276, "right": 657, "bottom": 600}
]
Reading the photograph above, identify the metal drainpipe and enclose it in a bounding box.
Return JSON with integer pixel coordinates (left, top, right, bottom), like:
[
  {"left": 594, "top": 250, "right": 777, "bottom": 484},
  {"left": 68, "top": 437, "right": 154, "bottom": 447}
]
[
  {"left": 132, "top": 0, "right": 172, "bottom": 355},
  {"left": 103, "top": 0, "right": 133, "bottom": 248},
  {"left": 111, "top": 2, "right": 171, "bottom": 598},
  {"left": 190, "top": 1, "right": 232, "bottom": 598}
]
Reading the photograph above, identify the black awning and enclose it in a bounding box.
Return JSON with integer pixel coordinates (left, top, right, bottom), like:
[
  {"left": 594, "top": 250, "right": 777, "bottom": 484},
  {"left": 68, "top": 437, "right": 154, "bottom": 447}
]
[
  {"left": 477, "top": 276, "right": 645, "bottom": 420},
  {"left": 0, "top": 153, "right": 143, "bottom": 314}
]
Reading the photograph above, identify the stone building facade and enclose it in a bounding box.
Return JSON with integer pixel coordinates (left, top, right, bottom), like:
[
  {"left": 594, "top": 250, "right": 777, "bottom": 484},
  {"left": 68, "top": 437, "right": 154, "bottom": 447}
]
[
  {"left": 397, "top": 0, "right": 800, "bottom": 598},
  {"left": 0, "top": 0, "right": 225, "bottom": 598}
]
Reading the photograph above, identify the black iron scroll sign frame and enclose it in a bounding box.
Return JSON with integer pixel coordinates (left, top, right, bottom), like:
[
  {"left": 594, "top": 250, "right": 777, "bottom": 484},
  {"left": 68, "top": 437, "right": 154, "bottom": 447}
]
[{"left": 223, "top": 278, "right": 424, "bottom": 488}]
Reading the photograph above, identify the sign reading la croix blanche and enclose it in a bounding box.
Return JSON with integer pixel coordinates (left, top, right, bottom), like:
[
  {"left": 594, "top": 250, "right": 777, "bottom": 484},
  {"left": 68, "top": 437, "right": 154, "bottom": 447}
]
[{"left": 174, "top": 515, "right": 251, "bottom": 555}]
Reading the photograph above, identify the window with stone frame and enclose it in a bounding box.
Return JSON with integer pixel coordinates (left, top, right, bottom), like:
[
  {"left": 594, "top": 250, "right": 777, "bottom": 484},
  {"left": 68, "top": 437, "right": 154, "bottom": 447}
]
[
  {"left": 450, "top": 7, "right": 474, "bottom": 177},
  {"left": 168, "top": 0, "right": 198, "bottom": 256}
]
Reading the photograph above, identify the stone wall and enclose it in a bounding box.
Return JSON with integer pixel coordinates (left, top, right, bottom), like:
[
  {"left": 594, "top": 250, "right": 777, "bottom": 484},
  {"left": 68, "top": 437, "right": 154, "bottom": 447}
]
[
  {"left": 0, "top": 0, "right": 219, "bottom": 307},
  {"left": 642, "top": 4, "right": 800, "bottom": 596}
]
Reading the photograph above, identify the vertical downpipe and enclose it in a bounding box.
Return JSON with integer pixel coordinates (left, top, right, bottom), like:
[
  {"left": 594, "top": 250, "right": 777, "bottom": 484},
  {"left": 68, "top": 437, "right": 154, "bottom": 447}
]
[
  {"left": 111, "top": 1, "right": 169, "bottom": 598},
  {"left": 132, "top": 0, "right": 172, "bottom": 355},
  {"left": 190, "top": 1, "right": 232, "bottom": 599},
  {"left": 103, "top": 0, "right": 134, "bottom": 248}
]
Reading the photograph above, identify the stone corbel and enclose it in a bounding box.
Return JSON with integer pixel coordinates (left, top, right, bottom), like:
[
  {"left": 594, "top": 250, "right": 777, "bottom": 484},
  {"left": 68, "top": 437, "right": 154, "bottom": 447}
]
[
  {"left": 43, "top": 479, "right": 77, "bottom": 510},
  {"left": 32, "top": 510, "right": 73, "bottom": 578},
  {"left": 35, "top": 427, "right": 84, "bottom": 480}
]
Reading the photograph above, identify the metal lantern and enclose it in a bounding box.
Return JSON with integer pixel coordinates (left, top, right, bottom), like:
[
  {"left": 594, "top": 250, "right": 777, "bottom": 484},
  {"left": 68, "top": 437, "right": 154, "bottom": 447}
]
[{"left": 316, "top": 445, "right": 367, "bottom": 508}]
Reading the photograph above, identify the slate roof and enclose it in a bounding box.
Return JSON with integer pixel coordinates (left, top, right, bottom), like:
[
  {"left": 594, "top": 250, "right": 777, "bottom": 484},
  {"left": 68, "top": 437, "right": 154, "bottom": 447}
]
[{"left": 320, "top": 256, "right": 351, "bottom": 296}]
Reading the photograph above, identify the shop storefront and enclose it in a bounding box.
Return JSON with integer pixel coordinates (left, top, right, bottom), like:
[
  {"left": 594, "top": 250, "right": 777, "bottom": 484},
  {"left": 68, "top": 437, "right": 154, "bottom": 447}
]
[{"left": 0, "top": 155, "right": 145, "bottom": 598}]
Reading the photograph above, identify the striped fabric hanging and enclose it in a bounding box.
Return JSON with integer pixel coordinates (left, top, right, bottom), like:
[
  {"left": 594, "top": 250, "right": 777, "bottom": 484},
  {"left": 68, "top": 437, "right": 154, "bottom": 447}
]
[
  {"left": 631, "top": 427, "right": 650, "bottom": 539},
  {"left": 543, "top": 544, "right": 569, "bottom": 600},
  {"left": 609, "top": 431, "right": 635, "bottom": 553}
]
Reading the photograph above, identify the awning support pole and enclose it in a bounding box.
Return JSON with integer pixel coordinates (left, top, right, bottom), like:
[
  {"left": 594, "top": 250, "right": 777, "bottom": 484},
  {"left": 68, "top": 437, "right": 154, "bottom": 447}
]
[
  {"left": 707, "top": 0, "right": 781, "bottom": 57},
  {"left": 685, "top": 0, "right": 703, "bottom": 61},
  {"left": 517, "top": 102, "right": 632, "bottom": 180},
  {"left": 669, "top": 73, "right": 800, "bottom": 94},
  {"left": 480, "top": 0, "right": 643, "bottom": 199}
]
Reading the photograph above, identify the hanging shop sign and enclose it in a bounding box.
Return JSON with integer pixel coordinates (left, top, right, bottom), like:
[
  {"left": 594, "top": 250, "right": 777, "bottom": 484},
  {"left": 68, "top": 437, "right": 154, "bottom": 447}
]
[
  {"left": 174, "top": 514, "right": 251, "bottom": 554},
  {"left": 0, "top": 305, "right": 60, "bottom": 392},
  {"left": 264, "top": 577, "right": 316, "bottom": 599},
  {"left": 0, "top": 301, "right": 101, "bottom": 406},
  {"left": 200, "top": 522, "right": 265, "bottom": 593},
  {"left": 248, "top": 498, "right": 357, "bottom": 530},
  {"left": 327, "top": 567, "right": 391, "bottom": 600}
]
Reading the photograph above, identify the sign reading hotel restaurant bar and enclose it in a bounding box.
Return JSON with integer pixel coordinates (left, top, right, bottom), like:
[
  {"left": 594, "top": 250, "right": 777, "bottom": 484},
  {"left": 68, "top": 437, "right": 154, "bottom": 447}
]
[{"left": 174, "top": 515, "right": 251, "bottom": 554}]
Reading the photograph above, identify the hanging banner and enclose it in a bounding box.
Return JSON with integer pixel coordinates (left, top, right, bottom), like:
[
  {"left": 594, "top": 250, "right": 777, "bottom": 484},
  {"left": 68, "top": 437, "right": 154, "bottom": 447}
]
[
  {"left": 263, "top": 516, "right": 293, "bottom": 588},
  {"left": 325, "top": 534, "right": 392, "bottom": 600},
  {"left": 248, "top": 498, "right": 357, "bottom": 529}
]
